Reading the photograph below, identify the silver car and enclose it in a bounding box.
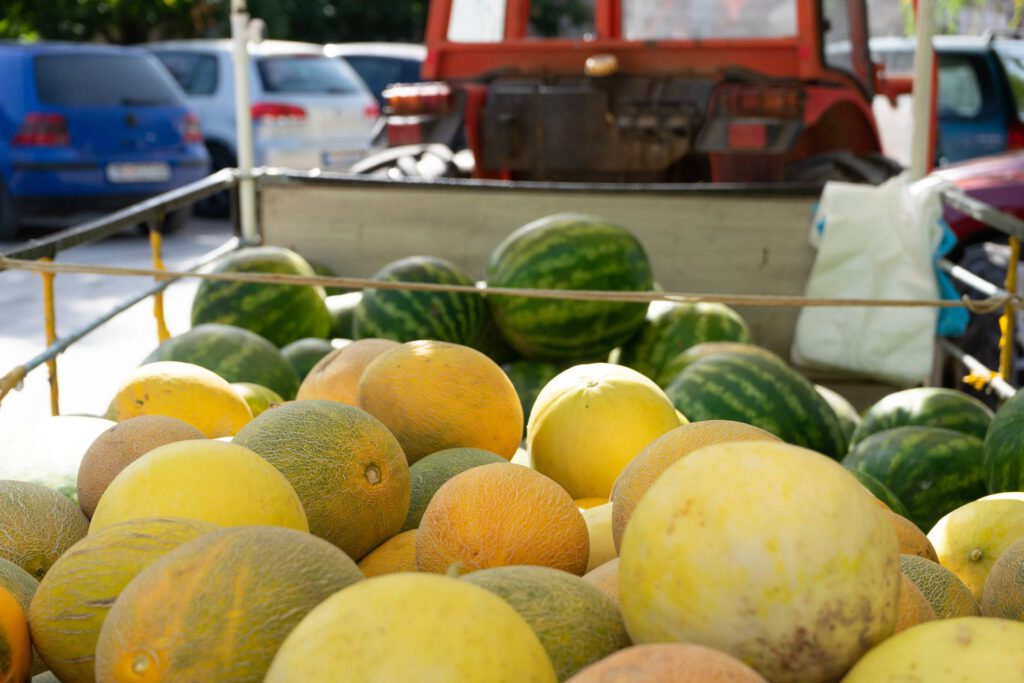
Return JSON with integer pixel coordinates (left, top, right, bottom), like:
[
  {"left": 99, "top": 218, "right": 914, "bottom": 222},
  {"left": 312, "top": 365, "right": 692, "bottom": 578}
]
[{"left": 147, "top": 39, "right": 379, "bottom": 213}]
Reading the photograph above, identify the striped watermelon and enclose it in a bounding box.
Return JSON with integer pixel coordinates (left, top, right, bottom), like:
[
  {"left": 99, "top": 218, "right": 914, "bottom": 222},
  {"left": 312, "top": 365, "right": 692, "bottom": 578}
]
[
  {"left": 658, "top": 341, "right": 778, "bottom": 389},
  {"left": 619, "top": 301, "right": 752, "bottom": 384},
  {"left": 281, "top": 338, "right": 334, "bottom": 381},
  {"left": 842, "top": 426, "right": 985, "bottom": 531},
  {"left": 501, "top": 360, "right": 562, "bottom": 437},
  {"left": 848, "top": 468, "right": 910, "bottom": 518},
  {"left": 815, "top": 384, "right": 863, "bottom": 446},
  {"left": 326, "top": 292, "right": 361, "bottom": 339},
  {"left": 851, "top": 388, "right": 993, "bottom": 447},
  {"left": 191, "top": 246, "right": 330, "bottom": 347},
  {"left": 353, "top": 256, "right": 485, "bottom": 345},
  {"left": 143, "top": 324, "right": 300, "bottom": 399},
  {"left": 983, "top": 390, "right": 1024, "bottom": 492},
  {"left": 308, "top": 259, "right": 357, "bottom": 296},
  {"left": 474, "top": 309, "right": 520, "bottom": 365},
  {"left": 665, "top": 351, "right": 847, "bottom": 458},
  {"left": 486, "top": 213, "right": 653, "bottom": 360}
]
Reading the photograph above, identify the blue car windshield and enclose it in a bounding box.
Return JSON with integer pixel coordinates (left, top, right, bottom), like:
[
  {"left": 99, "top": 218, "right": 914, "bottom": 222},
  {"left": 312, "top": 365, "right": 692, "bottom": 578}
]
[{"left": 34, "top": 54, "right": 181, "bottom": 107}]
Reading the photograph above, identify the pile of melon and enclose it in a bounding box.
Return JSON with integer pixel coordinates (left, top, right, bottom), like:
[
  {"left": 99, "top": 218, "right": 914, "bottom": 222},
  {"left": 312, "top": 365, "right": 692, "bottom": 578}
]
[{"left": 4, "top": 213, "right": 1024, "bottom": 683}]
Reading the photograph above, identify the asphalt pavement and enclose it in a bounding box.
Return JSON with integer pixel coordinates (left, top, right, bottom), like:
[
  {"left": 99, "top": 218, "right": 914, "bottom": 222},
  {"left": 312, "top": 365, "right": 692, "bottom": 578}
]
[{"left": 0, "top": 216, "right": 234, "bottom": 432}]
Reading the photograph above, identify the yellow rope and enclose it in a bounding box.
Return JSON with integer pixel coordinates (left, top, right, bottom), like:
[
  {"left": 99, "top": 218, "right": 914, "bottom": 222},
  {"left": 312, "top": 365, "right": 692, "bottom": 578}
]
[
  {"left": 149, "top": 227, "right": 171, "bottom": 343},
  {"left": 0, "top": 366, "right": 27, "bottom": 406},
  {"left": 999, "top": 237, "right": 1021, "bottom": 382},
  {"left": 38, "top": 257, "right": 59, "bottom": 416}
]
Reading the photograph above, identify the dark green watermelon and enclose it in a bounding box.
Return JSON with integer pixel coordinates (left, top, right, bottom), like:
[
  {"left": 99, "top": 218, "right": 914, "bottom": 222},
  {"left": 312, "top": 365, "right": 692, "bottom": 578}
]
[
  {"left": 191, "top": 246, "right": 330, "bottom": 347},
  {"left": 353, "top": 256, "right": 485, "bottom": 345},
  {"left": 851, "top": 387, "right": 993, "bottom": 447},
  {"left": 281, "top": 338, "right": 335, "bottom": 381},
  {"left": 326, "top": 292, "right": 361, "bottom": 339},
  {"left": 984, "top": 389, "right": 1024, "bottom": 492},
  {"left": 144, "top": 324, "right": 301, "bottom": 399},
  {"left": 501, "top": 360, "right": 562, "bottom": 437},
  {"left": 474, "top": 308, "right": 520, "bottom": 365},
  {"left": 619, "top": 301, "right": 752, "bottom": 384},
  {"left": 658, "top": 342, "right": 779, "bottom": 389},
  {"left": 848, "top": 468, "right": 909, "bottom": 518},
  {"left": 815, "top": 384, "right": 863, "bottom": 448},
  {"left": 486, "top": 213, "right": 653, "bottom": 361},
  {"left": 308, "top": 259, "right": 357, "bottom": 296},
  {"left": 665, "top": 352, "right": 847, "bottom": 458},
  {"left": 842, "top": 426, "right": 985, "bottom": 531}
]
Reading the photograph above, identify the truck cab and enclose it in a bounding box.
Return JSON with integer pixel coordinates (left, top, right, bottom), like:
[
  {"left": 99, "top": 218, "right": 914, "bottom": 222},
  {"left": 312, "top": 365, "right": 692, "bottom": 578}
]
[{"left": 373, "top": 0, "right": 894, "bottom": 184}]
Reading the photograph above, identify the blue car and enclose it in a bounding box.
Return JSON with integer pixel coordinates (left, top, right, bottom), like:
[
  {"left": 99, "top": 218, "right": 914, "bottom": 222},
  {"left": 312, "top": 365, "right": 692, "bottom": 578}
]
[{"left": 0, "top": 42, "right": 210, "bottom": 239}]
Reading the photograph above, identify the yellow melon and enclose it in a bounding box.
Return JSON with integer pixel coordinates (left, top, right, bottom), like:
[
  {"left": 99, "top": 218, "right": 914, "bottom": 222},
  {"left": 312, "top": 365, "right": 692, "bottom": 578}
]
[
  {"left": 265, "top": 573, "right": 557, "bottom": 682},
  {"left": 894, "top": 574, "right": 935, "bottom": 634},
  {"left": 358, "top": 530, "right": 418, "bottom": 577},
  {"left": 0, "top": 481, "right": 89, "bottom": 580},
  {"left": 528, "top": 363, "right": 682, "bottom": 499},
  {"left": 576, "top": 498, "right": 608, "bottom": 510},
  {"left": 232, "top": 400, "right": 410, "bottom": 560},
  {"left": 463, "top": 565, "right": 632, "bottom": 680},
  {"left": 76, "top": 415, "right": 205, "bottom": 519},
  {"left": 0, "top": 586, "right": 30, "bottom": 683},
  {"left": 416, "top": 463, "right": 589, "bottom": 576},
  {"left": 620, "top": 441, "right": 900, "bottom": 683},
  {"left": 882, "top": 509, "right": 938, "bottom": 562},
  {"left": 980, "top": 536, "right": 1024, "bottom": 618},
  {"left": 582, "top": 502, "right": 617, "bottom": 573},
  {"left": 28, "top": 518, "right": 216, "bottom": 683},
  {"left": 583, "top": 558, "right": 619, "bottom": 605},
  {"left": 610, "top": 421, "right": 780, "bottom": 551},
  {"left": 900, "top": 554, "right": 980, "bottom": 619},
  {"left": 565, "top": 643, "right": 769, "bottom": 683},
  {"left": 357, "top": 341, "right": 523, "bottom": 463},
  {"left": 88, "top": 440, "right": 308, "bottom": 534},
  {"left": 230, "top": 382, "right": 283, "bottom": 417},
  {"left": 296, "top": 338, "right": 400, "bottom": 405},
  {"left": 111, "top": 361, "right": 252, "bottom": 437},
  {"left": 841, "top": 617, "right": 1024, "bottom": 682},
  {"left": 927, "top": 497, "right": 1024, "bottom": 600},
  {"left": 95, "top": 526, "right": 364, "bottom": 681}
]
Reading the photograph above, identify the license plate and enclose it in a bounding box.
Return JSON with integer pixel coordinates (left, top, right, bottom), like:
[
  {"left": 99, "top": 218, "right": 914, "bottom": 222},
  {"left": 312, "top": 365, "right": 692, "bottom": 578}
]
[{"left": 105, "top": 162, "right": 171, "bottom": 184}]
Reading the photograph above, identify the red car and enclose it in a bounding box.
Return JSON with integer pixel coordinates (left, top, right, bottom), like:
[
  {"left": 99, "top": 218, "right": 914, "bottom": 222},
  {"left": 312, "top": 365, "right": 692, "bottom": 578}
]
[{"left": 937, "top": 150, "right": 1024, "bottom": 248}]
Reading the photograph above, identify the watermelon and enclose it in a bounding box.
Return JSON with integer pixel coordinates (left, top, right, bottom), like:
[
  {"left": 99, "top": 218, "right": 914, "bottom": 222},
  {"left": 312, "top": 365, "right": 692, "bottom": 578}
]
[
  {"left": 474, "top": 310, "right": 520, "bottom": 365},
  {"left": 848, "top": 468, "right": 910, "bottom": 518},
  {"left": 280, "top": 338, "right": 334, "bottom": 381},
  {"left": 815, "top": 384, "right": 863, "bottom": 447},
  {"left": 326, "top": 292, "right": 361, "bottom": 339},
  {"left": 308, "top": 259, "right": 356, "bottom": 296},
  {"left": 851, "top": 387, "right": 993, "bottom": 447},
  {"left": 658, "top": 341, "right": 779, "bottom": 389},
  {"left": 665, "top": 352, "right": 847, "bottom": 458},
  {"left": 486, "top": 213, "right": 653, "bottom": 361},
  {"left": 618, "top": 301, "right": 752, "bottom": 384},
  {"left": 842, "top": 426, "right": 985, "bottom": 531},
  {"left": 352, "top": 256, "right": 485, "bottom": 345},
  {"left": 983, "top": 389, "right": 1024, "bottom": 493},
  {"left": 144, "top": 324, "right": 300, "bottom": 399},
  {"left": 501, "top": 360, "right": 562, "bottom": 437},
  {"left": 191, "top": 246, "right": 331, "bottom": 347}
]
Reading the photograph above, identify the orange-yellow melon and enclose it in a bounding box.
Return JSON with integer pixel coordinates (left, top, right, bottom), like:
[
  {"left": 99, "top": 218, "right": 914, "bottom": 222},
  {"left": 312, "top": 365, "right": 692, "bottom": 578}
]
[
  {"left": 0, "top": 586, "right": 30, "bottom": 683},
  {"left": 296, "top": 338, "right": 400, "bottom": 405},
  {"left": 583, "top": 558, "right": 619, "bottom": 605},
  {"left": 894, "top": 574, "right": 936, "bottom": 633},
  {"left": 358, "top": 530, "right": 418, "bottom": 577},
  {"left": 565, "top": 643, "right": 768, "bottom": 683},
  {"left": 357, "top": 341, "right": 523, "bottom": 463},
  {"left": 0, "top": 481, "right": 89, "bottom": 580},
  {"left": 417, "top": 463, "right": 589, "bottom": 576},
  {"left": 610, "top": 420, "right": 779, "bottom": 551},
  {"left": 882, "top": 509, "right": 938, "bottom": 562}
]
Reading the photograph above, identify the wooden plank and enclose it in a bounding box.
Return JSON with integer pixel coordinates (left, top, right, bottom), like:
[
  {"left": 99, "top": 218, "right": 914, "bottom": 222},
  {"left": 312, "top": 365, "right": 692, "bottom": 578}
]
[{"left": 261, "top": 180, "right": 818, "bottom": 357}]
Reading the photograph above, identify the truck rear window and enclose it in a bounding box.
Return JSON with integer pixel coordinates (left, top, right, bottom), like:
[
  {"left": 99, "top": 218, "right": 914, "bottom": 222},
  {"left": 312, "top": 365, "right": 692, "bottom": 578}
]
[
  {"left": 623, "top": 0, "right": 797, "bottom": 40},
  {"left": 34, "top": 54, "right": 182, "bottom": 107},
  {"left": 257, "top": 56, "right": 360, "bottom": 94}
]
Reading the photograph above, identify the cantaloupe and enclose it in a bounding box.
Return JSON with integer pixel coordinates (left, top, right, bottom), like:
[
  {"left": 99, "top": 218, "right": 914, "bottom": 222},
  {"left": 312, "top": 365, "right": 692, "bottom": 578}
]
[
  {"left": 528, "top": 363, "right": 682, "bottom": 499},
  {"left": 583, "top": 558, "right": 619, "bottom": 605},
  {"left": 980, "top": 535, "right": 1024, "bottom": 618},
  {"left": 76, "top": 415, "right": 204, "bottom": 519},
  {"left": 264, "top": 573, "right": 557, "bottom": 682},
  {"left": 565, "top": 643, "right": 769, "bottom": 683},
  {"left": 416, "top": 463, "right": 589, "bottom": 576},
  {"left": 842, "top": 617, "right": 1024, "bottom": 681},
  {"left": 610, "top": 421, "right": 779, "bottom": 551},
  {"left": 463, "top": 565, "right": 631, "bottom": 680},
  {"left": 95, "top": 526, "right": 364, "bottom": 681},
  {"left": 28, "top": 518, "right": 216, "bottom": 683},
  {"left": 358, "top": 530, "right": 418, "bottom": 577},
  {"left": 233, "top": 400, "right": 410, "bottom": 560},
  {"left": 0, "top": 558, "right": 37, "bottom": 616},
  {"left": 895, "top": 574, "right": 936, "bottom": 633},
  {"left": 883, "top": 509, "right": 938, "bottom": 561},
  {"left": 900, "top": 554, "right": 980, "bottom": 619},
  {"left": 402, "top": 447, "right": 506, "bottom": 532},
  {"left": 296, "top": 338, "right": 400, "bottom": 405},
  {"left": 0, "top": 481, "right": 89, "bottom": 579},
  {"left": 619, "top": 441, "right": 900, "bottom": 683},
  {"left": 88, "top": 440, "right": 308, "bottom": 534},
  {"left": 0, "top": 586, "right": 30, "bottom": 683}
]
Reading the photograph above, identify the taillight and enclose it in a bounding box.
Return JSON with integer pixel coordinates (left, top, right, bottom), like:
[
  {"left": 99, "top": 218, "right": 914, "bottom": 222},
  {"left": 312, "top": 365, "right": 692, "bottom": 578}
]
[
  {"left": 364, "top": 102, "right": 381, "bottom": 120},
  {"left": 13, "top": 112, "right": 69, "bottom": 147},
  {"left": 383, "top": 83, "right": 452, "bottom": 116},
  {"left": 1008, "top": 119, "right": 1024, "bottom": 150},
  {"left": 719, "top": 85, "right": 803, "bottom": 118},
  {"left": 386, "top": 118, "right": 424, "bottom": 146},
  {"left": 179, "top": 112, "right": 203, "bottom": 144},
  {"left": 251, "top": 102, "right": 307, "bottom": 124}
]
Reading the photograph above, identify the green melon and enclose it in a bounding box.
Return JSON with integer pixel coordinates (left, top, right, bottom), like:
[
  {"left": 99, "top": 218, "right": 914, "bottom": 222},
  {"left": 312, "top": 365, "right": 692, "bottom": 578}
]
[
  {"left": 842, "top": 426, "right": 985, "bottom": 531},
  {"left": 0, "top": 557, "right": 37, "bottom": 615},
  {"left": 462, "top": 565, "right": 631, "bottom": 680},
  {"left": 851, "top": 387, "right": 993, "bottom": 447},
  {"left": 983, "top": 389, "right": 1024, "bottom": 493},
  {"left": 657, "top": 342, "right": 779, "bottom": 389},
  {"left": 618, "top": 301, "right": 752, "bottom": 384},
  {"left": 501, "top": 360, "right": 562, "bottom": 437},
  {"left": 326, "top": 292, "right": 361, "bottom": 339},
  {"left": 486, "top": 213, "right": 653, "bottom": 361},
  {"left": 665, "top": 352, "right": 847, "bottom": 459},
  {"left": 144, "top": 323, "right": 300, "bottom": 399},
  {"left": 280, "top": 338, "right": 334, "bottom": 381},
  {"left": 900, "top": 554, "right": 981, "bottom": 619},
  {"left": 473, "top": 305, "right": 520, "bottom": 365},
  {"left": 353, "top": 256, "right": 485, "bottom": 345},
  {"left": 190, "top": 246, "right": 331, "bottom": 347},
  {"left": 849, "top": 469, "right": 909, "bottom": 518},
  {"left": 308, "top": 259, "right": 356, "bottom": 296},
  {"left": 231, "top": 383, "right": 284, "bottom": 418},
  {"left": 0, "top": 481, "right": 89, "bottom": 580},
  {"left": 402, "top": 447, "right": 507, "bottom": 532},
  {"left": 815, "top": 384, "right": 862, "bottom": 447}
]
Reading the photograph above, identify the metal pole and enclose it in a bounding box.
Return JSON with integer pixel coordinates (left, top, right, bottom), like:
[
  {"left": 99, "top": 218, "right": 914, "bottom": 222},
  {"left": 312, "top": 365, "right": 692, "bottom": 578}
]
[
  {"left": 910, "top": 0, "right": 936, "bottom": 180},
  {"left": 231, "top": 0, "right": 258, "bottom": 244}
]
